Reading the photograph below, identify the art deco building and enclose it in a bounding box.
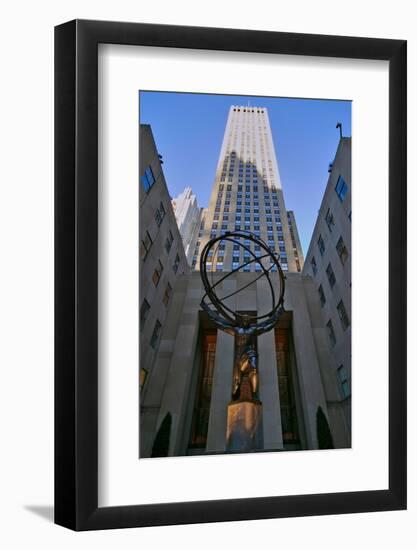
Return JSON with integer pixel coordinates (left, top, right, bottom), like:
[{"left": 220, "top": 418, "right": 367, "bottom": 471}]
[
  {"left": 139, "top": 115, "right": 351, "bottom": 459},
  {"left": 302, "top": 137, "right": 352, "bottom": 428},
  {"left": 191, "top": 106, "right": 303, "bottom": 273},
  {"left": 172, "top": 187, "right": 201, "bottom": 265}
]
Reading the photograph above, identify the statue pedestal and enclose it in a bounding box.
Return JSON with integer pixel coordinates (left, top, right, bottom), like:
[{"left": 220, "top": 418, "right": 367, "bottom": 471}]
[{"left": 226, "top": 400, "right": 262, "bottom": 452}]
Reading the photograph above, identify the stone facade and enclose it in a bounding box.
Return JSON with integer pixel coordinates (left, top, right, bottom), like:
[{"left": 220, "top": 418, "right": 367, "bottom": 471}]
[
  {"left": 140, "top": 271, "right": 350, "bottom": 457},
  {"left": 302, "top": 137, "right": 351, "bottom": 430},
  {"left": 139, "top": 124, "right": 190, "bottom": 395}
]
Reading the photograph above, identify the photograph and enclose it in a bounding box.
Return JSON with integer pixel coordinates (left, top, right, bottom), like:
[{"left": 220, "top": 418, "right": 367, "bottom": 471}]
[{"left": 139, "top": 92, "right": 352, "bottom": 458}]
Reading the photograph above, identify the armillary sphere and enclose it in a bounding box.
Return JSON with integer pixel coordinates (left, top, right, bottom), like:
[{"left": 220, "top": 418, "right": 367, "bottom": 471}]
[{"left": 199, "top": 230, "right": 285, "bottom": 336}]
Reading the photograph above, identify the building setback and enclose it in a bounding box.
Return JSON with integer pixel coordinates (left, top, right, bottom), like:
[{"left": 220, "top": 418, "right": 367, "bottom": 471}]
[
  {"left": 287, "top": 210, "right": 305, "bottom": 271},
  {"left": 302, "top": 137, "right": 351, "bottom": 429},
  {"left": 139, "top": 124, "right": 189, "bottom": 392},
  {"left": 172, "top": 187, "right": 201, "bottom": 266},
  {"left": 191, "top": 106, "right": 304, "bottom": 273}
]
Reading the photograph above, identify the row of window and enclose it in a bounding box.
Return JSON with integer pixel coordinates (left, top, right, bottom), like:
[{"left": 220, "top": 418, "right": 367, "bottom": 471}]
[
  {"left": 206, "top": 261, "right": 288, "bottom": 273},
  {"left": 217, "top": 183, "right": 278, "bottom": 195},
  {"left": 213, "top": 217, "right": 282, "bottom": 227},
  {"left": 214, "top": 204, "right": 280, "bottom": 214},
  {"left": 214, "top": 207, "right": 281, "bottom": 217},
  {"left": 218, "top": 188, "right": 277, "bottom": 197},
  {"left": 232, "top": 108, "right": 265, "bottom": 113}
]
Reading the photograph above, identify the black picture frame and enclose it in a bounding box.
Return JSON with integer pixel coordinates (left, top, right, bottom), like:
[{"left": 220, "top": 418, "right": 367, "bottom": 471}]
[{"left": 55, "top": 19, "right": 407, "bottom": 531}]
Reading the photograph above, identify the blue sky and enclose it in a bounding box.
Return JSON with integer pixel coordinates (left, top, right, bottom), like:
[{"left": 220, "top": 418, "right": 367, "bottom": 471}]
[{"left": 140, "top": 91, "right": 351, "bottom": 254}]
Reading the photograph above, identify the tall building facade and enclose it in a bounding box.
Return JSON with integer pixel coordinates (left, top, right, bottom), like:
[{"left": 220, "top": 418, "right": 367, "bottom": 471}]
[
  {"left": 139, "top": 124, "right": 189, "bottom": 391},
  {"left": 172, "top": 187, "right": 201, "bottom": 265},
  {"left": 302, "top": 137, "right": 351, "bottom": 428},
  {"left": 192, "top": 106, "right": 303, "bottom": 273}
]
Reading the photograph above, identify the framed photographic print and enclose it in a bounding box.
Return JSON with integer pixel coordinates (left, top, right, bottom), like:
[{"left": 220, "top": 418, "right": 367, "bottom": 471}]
[{"left": 55, "top": 20, "right": 407, "bottom": 530}]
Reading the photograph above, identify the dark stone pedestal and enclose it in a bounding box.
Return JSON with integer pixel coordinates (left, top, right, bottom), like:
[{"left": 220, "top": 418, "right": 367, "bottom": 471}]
[{"left": 226, "top": 400, "right": 262, "bottom": 452}]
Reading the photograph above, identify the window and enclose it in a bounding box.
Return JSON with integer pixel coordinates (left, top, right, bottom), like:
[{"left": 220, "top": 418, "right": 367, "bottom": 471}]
[
  {"left": 152, "top": 260, "right": 163, "bottom": 286},
  {"left": 165, "top": 230, "right": 174, "bottom": 254},
  {"left": 139, "top": 368, "right": 148, "bottom": 390},
  {"left": 335, "top": 175, "right": 348, "bottom": 201},
  {"left": 325, "top": 208, "right": 335, "bottom": 232},
  {"left": 173, "top": 254, "right": 180, "bottom": 274},
  {"left": 318, "top": 234, "right": 325, "bottom": 256},
  {"left": 337, "top": 365, "right": 350, "bottom": 398},
  {"left": 155, "top": 202, "right": 165, "bottom": 227},
  {"left": 159, "top": 202, "right": 165, "bottom": 220},
  {"left": 326, "top": 263, "right": 336, "bottom": 288},
  {"left": 318, "top": 285, "right": 326, "bottom": 307},
  {"left": 150, "top": 319, "right": 162, "bottom": 349},
  {"left": 232, "top": 261, "right": 239, "bottom": 270},
  {"left": 216, "top": 263, "right": 223, "bottom": 272},
  {"left": 162, "top": 282, "right": 172, "bottom": 307},
  {"left": 336, "top": 236, "right": 349, "bottom": 265},
  {"left": 141, "top": 165, "right": 156, "bottom": 192},
  {"left": 311, "top": 256, "right": 317, "bottom": 275},
  {"left": 337, "top": 300, "right": 350, "bottom": 330},
  {"left": 140, "top": 230, "right": 153, "bottom": 260},
  {"left": 140, "top": 299, "right": 150, "bottom": 328},
  {"left": 326, "top": 319, "right": 336, "bottom": 347}
]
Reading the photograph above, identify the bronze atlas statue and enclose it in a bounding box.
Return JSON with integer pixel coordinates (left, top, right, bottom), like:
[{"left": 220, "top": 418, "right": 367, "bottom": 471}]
[{"left": 199, "top": 230, "right": 286, "bottom": 451}]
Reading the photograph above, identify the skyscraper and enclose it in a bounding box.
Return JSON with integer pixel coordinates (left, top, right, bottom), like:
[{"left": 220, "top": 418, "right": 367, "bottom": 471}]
[
  {"left": 192, "top": 105, "right": 303, "bottom": 273},
  {"left": 171, "top": 187, "right": 201, "bottom": 265}
]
